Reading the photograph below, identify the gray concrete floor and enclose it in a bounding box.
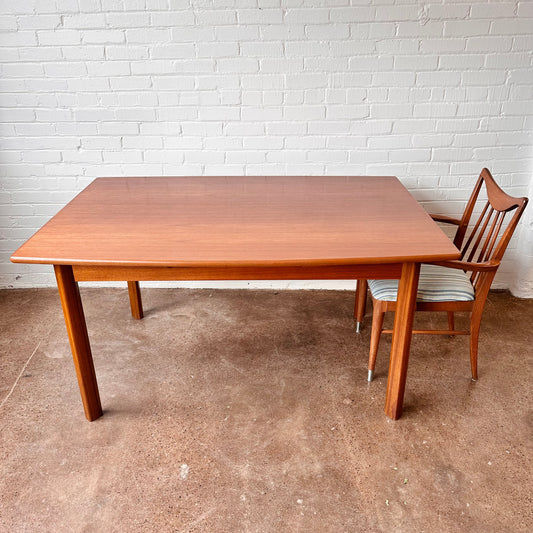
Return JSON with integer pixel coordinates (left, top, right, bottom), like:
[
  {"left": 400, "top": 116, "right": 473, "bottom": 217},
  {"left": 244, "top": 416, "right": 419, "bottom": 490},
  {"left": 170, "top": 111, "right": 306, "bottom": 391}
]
[{"left": 0, "top": 287, "right": 532, "bottom": 533}]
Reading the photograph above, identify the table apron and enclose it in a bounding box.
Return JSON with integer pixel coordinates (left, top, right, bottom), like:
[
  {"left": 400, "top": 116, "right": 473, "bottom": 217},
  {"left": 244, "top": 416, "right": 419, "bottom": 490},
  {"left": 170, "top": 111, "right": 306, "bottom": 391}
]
[{"left": 72, "top": 263, "right": 404, "bottom": 282}]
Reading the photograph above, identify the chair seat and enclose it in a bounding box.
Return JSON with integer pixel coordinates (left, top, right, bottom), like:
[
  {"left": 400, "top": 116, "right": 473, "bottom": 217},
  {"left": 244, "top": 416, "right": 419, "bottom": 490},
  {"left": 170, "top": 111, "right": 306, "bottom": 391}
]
[{"left": 368, "top": 264, "right": 475, "bottom": 303}]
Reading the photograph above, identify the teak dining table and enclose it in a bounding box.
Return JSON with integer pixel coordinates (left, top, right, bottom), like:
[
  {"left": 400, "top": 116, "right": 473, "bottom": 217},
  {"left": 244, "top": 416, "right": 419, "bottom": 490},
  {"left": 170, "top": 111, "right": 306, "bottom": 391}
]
[{"left": 11, "top": 176, "right": 460, "bottom": 422}]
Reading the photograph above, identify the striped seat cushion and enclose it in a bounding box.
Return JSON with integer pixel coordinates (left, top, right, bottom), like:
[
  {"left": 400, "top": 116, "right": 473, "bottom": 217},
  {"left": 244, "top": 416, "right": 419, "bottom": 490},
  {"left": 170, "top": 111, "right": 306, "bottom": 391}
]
[{"left": 368, "top": 264, "right": 475, "bottom": 302}]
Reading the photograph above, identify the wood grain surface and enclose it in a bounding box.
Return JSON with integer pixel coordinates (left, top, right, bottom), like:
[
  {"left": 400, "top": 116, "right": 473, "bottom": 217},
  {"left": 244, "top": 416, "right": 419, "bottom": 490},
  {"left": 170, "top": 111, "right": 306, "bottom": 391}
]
[{"left": 11, "top": 176, "right": 459, "bottom": 267}]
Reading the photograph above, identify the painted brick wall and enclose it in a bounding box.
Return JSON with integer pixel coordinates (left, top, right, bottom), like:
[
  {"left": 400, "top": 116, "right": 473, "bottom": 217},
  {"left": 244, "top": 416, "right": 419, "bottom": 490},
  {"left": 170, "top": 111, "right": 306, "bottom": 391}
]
[{"left": 1, "top": 0, "right": 532, "bottom": 294}]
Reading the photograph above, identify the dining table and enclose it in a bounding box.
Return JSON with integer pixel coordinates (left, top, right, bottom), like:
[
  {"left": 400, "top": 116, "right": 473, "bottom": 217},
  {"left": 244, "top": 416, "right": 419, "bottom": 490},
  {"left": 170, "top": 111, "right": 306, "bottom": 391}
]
[{"left": 11, "top": 175, "right": 460, "bottom": 422}]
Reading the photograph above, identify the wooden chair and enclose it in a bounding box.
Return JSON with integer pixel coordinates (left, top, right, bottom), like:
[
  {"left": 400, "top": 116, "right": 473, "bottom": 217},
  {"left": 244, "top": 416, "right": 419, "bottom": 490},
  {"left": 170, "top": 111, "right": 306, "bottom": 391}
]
[{"left": 354, "top": 168, "right": 528, "bottom": 382}]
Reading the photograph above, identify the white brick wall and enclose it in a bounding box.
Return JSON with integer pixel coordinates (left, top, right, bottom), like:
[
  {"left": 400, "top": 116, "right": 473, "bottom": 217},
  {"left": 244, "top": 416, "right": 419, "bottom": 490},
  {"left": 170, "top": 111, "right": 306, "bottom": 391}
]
[{"left": 1, "top": 0, "right": 532, "bottom": 295}]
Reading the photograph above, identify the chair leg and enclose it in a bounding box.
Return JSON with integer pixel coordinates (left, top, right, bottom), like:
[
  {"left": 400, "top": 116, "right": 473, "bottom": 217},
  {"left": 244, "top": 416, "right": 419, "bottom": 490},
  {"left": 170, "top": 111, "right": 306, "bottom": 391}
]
[
  {"left": 447, "top": 311, "right": 455, "bottom": 332},
  {"left": 354, "top": 279, "right": 368, "bottom": 333},
  {"left": 368, "top": 299, "right": 385, "bottom": 382},
  {"left": 469, "top": 312, "right": 481, "bottom": 381}
]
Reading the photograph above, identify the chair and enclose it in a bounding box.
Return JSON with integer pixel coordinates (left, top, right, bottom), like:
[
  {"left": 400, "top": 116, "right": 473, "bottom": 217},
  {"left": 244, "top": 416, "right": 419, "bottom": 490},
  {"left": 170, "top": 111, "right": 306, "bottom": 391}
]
[{"left": 354, "top": 168, "right": 528, "bottom": 382}]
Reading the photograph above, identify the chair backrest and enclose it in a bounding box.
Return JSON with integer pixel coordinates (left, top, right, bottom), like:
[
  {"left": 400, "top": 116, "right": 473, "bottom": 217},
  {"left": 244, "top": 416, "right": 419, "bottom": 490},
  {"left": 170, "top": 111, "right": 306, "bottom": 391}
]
[{"left": 452, "top": 168, "right": 528, "bottom": 287}]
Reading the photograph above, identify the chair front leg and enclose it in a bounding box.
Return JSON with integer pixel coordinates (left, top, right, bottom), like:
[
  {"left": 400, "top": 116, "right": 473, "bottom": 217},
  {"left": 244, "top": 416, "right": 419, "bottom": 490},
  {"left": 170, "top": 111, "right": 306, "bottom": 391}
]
[
  {"left": 368, "top": 298, "right": 386, "bottom": 382},
  {"left": 354, "top": 279, "right": 368, "bottom": 333}
]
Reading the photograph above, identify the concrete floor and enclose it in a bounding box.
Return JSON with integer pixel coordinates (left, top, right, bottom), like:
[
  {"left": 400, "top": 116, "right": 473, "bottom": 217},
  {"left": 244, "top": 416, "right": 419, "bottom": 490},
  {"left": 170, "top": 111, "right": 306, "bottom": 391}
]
[{"left": 0, "top": 287, "right": 531, "bottom": 532}]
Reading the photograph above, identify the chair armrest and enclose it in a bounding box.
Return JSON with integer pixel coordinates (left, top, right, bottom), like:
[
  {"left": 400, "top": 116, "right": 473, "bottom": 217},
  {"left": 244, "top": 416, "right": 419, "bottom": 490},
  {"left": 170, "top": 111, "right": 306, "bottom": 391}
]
[
  {"left": 429, "top": 259, "right": 500, "bottom": 273},
  {"left": 430, "top": 214, "right": 462, "bottom": 225}
]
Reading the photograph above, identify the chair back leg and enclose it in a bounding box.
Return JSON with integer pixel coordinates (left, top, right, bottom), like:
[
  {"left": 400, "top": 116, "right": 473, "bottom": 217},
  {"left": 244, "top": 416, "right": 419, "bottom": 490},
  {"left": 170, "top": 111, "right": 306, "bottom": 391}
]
[
  {"left": 468, "top": 272, "right": 497, "bottom": 381},
  {"left": 469, "top": 305, "right": 485, "bottom": 380},
  {"left": 469, "top": 322, "right": 480, "bottom": 381}
]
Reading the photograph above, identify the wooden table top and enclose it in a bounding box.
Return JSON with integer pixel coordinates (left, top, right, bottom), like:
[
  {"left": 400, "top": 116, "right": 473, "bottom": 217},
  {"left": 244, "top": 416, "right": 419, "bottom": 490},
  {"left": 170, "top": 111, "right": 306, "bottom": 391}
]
[{"left": 11, "top": 176, "right": 460, "bottom": 267}]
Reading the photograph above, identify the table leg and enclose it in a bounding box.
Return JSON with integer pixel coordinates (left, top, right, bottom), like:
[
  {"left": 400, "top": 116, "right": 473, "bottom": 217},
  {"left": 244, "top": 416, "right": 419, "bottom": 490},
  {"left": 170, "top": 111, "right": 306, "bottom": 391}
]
[
  {"left": 54, "top": 265, "right": 103, "bottom": 422},
  {"left": 127, "top": 281, "right": 144, "bottom": 319},
  {"left": 384, "top": 262, "right": 420, "bottom": 420}
]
